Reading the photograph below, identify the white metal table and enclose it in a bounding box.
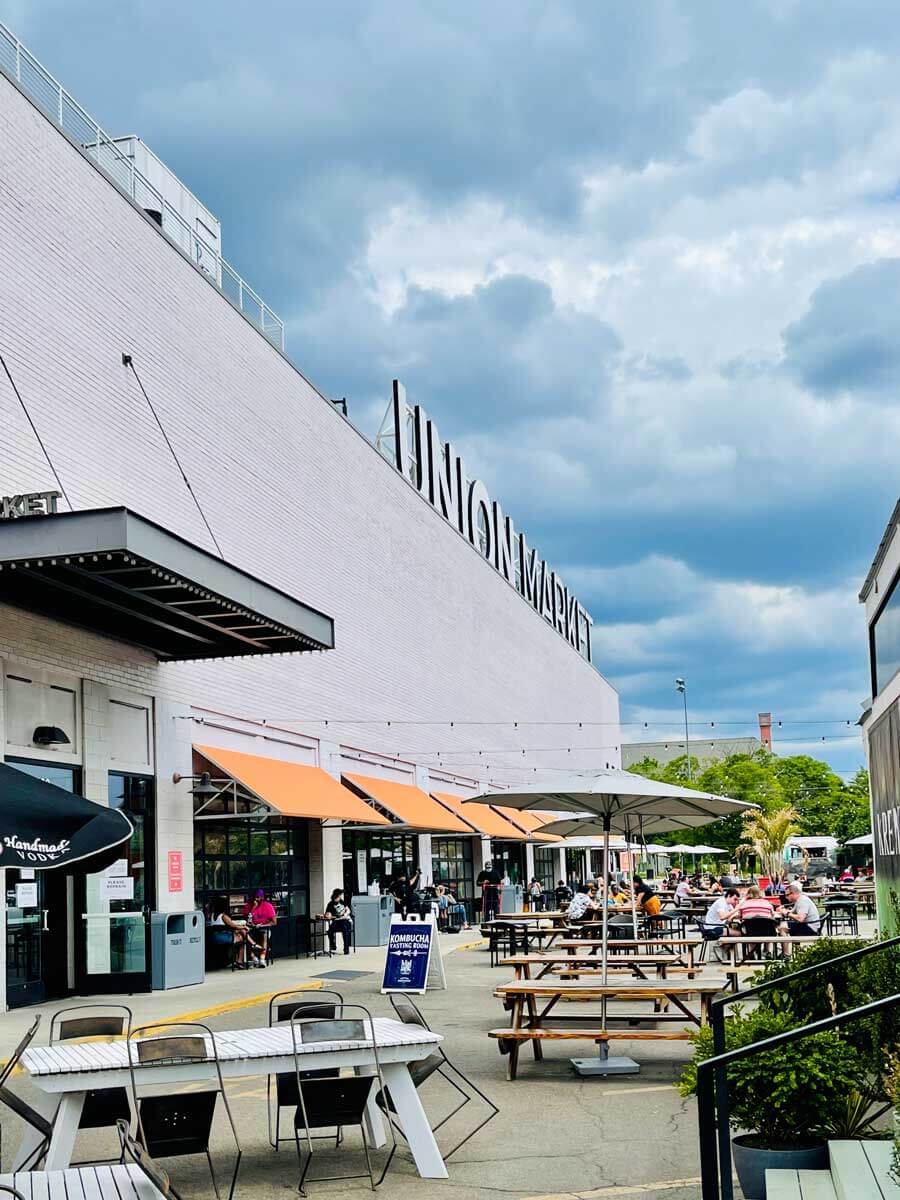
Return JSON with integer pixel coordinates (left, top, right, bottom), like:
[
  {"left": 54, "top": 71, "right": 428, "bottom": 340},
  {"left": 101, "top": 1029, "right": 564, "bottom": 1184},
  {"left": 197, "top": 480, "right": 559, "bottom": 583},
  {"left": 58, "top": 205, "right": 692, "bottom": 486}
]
[
  {"left": 0, "top": 1165, "right": 161, "bottom": 1200},
  {"left": 18, "top": 1017, "right": 448, "bottom": 1179}
]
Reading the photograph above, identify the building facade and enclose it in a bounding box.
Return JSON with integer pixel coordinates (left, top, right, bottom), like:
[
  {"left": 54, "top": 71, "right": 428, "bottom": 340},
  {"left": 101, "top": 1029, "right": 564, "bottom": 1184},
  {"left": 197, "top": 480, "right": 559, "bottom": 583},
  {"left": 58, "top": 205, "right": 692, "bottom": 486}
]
[
  {"left": 0, "top": 26, "right": 618, "bottom": 1007},
  {"left": 860, "top": 498, "right": 900, "bottom": 932}
]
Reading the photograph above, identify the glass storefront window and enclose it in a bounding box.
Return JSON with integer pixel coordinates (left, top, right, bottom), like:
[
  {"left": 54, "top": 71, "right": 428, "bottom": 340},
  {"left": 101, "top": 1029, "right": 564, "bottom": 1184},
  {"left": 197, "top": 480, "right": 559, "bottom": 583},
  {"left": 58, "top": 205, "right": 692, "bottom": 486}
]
[
  {"left": 872, "top": 578, "right": 900, "bottom": 696},
  {"left": 341, "top": 831, "right": 418, "bottom": 897},
  {"left": 194, "top": 818, "right": 309, "bottom": 955},
  {"left": 431, "top": 837, "right": 475, "bottom": 921},
  {"left": 490, "top": 841, "right": 525, "bottom": 884},
  {"left": 533, "top": 846, "right": 558, "bottom": 892}
]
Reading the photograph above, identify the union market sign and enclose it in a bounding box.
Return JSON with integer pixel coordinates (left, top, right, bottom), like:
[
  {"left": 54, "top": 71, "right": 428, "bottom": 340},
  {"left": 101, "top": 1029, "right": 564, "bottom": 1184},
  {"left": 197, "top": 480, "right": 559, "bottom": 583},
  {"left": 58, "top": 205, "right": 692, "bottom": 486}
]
[{"left": 383, "top": 382, "right": 594, "bottom": 662}]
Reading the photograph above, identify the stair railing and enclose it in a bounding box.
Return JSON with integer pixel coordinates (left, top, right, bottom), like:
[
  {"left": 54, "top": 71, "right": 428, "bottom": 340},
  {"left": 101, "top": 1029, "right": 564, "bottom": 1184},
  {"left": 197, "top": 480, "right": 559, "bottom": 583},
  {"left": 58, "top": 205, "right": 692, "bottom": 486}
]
[{"left": 699, "top": 934, "right": 900, "bottom": 1200}]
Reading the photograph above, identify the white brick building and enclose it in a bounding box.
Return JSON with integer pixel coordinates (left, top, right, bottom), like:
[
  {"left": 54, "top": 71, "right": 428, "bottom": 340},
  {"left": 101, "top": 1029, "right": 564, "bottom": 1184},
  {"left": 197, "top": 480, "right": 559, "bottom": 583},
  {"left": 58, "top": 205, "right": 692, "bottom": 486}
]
[{"left": 0, "top": 26, "right": 619, "bottom": 1007}]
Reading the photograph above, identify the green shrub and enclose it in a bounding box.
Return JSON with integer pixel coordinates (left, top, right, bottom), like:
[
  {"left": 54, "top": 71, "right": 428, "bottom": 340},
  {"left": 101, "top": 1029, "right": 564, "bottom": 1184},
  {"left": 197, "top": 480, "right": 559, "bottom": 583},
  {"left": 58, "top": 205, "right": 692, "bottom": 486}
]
[
  {"left": 679, "top": 1005, "right": 871, "bottom": 1150},
  {"left": 751, "top": 939, "right": 900, "bottom": 1072}
]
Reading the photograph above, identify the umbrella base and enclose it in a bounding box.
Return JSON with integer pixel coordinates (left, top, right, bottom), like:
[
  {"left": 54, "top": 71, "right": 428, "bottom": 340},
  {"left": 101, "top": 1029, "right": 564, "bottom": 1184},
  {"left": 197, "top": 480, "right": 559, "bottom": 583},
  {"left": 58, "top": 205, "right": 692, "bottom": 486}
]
[{"left": 571, "top": 1054, "right": 640, "bottom": 1076}]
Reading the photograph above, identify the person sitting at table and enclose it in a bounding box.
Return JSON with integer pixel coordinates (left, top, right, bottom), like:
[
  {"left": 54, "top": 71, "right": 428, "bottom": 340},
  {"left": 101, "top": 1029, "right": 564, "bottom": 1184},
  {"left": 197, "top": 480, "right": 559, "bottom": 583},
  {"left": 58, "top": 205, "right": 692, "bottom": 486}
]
[
  {"left": 777, "top": 881, "right": 821, "bottom": 940},
  {"left": 566, "top": 884, "right": 599, "bottom": 923},
  {"left": 839, "top": 864, "right": 856, "bottom": 883},
  {"left": 734, "top": 886, "right": 779, "bottom": 947},
  {"left": 435, "top": 883, "right": 469, "bottom": 929},
  {"left": 554, "top": 879, "right": 573, "bottom": 909},
  {"left": 632, "top": 876, "right": 662, "bottom": 917},
  {"left": 324, "top": 886, "right": 354, "bottom": 954},
  {"left": 703, "top": 888, "right": 740, "bottom": 961},
  {"left": 209, "top": 894, "right": 257, "bottom": 968},
  {"left": 243, "top": 888, "right": 277, "bottom": 966},
  {"left": 674, "top": 875, "right": 695, "bottom": 905},
  {"left": 606, "top": 876, "right": 627, "bottom": 906}
]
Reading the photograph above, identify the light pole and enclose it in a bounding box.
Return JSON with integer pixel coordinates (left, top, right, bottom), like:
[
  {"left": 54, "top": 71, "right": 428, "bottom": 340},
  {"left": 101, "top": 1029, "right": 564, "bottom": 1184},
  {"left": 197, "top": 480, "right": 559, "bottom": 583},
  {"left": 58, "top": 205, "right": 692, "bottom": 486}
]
[{"left": 675, "top": 677, "right": 692, "bottom": 781}]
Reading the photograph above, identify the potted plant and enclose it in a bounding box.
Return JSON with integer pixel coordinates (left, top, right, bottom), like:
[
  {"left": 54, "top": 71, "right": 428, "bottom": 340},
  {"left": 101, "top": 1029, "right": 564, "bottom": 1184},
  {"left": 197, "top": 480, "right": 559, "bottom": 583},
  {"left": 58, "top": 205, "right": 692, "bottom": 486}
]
[{"left": 680, "top": 1005, "right": 872, "bottom": 1199}]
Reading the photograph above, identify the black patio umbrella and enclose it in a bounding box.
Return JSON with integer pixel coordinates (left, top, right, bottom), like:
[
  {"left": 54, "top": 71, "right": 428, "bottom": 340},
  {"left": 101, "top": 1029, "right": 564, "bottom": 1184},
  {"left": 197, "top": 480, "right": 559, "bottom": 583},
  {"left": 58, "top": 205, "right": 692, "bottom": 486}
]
[{"left": 0, "top": 761, "right": 133, "bottom": 870}]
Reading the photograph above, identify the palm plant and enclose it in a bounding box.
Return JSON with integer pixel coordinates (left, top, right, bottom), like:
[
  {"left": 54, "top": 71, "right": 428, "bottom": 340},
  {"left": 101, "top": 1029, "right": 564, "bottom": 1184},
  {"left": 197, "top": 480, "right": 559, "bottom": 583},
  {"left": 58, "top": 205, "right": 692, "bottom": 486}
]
[{"left": 741, "top": 806, "right": 799, "bottom": 881}]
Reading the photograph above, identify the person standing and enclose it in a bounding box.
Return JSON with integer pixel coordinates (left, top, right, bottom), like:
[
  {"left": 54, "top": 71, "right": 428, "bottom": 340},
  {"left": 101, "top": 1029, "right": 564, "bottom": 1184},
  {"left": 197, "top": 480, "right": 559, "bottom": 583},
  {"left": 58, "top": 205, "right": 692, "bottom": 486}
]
[
  {"left": 476, "top": 860, "right": 502, "bottom": 920},
  {"left": 324, "top": 886, "right": 353, "bottom": 955},
  {"left": 528, "top": 877, "right": 545, "bottom": 912}
]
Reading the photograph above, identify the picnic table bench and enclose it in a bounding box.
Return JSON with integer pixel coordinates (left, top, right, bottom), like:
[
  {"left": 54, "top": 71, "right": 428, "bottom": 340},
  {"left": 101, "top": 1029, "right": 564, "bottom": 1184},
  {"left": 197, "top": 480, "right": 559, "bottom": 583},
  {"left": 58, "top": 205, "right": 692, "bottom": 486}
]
[
  {"left": 0, "top": 1167, "right": 162, "bottom": 1200},
  {"left": 555, "top": 937, "right": 702, "bottom": 972},
  {"left": 490, "top": 977, "right": 725, "bottom": 1080}
]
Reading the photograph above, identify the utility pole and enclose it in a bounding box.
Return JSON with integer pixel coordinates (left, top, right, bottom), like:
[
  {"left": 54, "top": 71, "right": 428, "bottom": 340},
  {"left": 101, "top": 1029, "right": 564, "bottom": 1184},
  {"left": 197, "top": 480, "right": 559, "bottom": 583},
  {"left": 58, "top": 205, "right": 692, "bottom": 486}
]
[{"left": 675, "top": 678, "right": 692, "bottom": 781}]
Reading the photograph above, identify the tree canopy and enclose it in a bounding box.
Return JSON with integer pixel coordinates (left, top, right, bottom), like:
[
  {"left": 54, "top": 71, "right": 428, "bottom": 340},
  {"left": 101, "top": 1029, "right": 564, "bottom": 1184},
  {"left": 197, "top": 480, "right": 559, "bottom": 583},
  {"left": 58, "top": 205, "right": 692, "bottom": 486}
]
[{"left": 627, "top": 749, "right": 870, "bottom": 854}]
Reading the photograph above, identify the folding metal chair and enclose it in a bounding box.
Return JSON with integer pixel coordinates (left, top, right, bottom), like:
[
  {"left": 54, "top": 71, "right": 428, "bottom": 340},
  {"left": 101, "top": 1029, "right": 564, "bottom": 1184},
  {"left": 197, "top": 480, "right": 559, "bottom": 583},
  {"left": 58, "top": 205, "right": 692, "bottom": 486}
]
[
  {"left": 267, "top": 989, "right": 344, "bottom": 1149},
  {"left": 116, "top": 1119, "right": 182, "bottom": 1200},
  {"left": 49, "top": 1004, "right": 133, "bottom": 1163},
  {"left": 127, "top": 1021, "right": 242, "bottom": 1200},
  {"left": 741, "top": 917, "right": 781, "bottom": 960},
  {"left": 289, "top": 1004, "right": 396, "bottom": 1194},
  {"left": 385, "top": 993, "right": 499, "bottom": 1159},
  {"left": 0, "top": 1016, "right": 53, "bottom": 1171}
]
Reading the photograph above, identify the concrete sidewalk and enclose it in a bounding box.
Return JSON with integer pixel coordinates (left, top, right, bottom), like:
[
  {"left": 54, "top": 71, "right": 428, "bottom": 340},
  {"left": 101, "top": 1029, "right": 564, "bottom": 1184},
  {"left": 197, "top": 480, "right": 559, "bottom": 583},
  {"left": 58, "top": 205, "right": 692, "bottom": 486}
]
[{"left": 0, "top": 936, "right": 710, "bottom": 1199}]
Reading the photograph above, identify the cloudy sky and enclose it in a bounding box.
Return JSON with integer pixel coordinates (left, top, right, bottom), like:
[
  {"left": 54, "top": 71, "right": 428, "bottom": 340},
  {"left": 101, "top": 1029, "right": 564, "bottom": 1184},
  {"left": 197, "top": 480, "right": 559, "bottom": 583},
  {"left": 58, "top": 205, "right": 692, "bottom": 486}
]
[{"left": 7, "top": 0, "right": 899, "bottom": 775}]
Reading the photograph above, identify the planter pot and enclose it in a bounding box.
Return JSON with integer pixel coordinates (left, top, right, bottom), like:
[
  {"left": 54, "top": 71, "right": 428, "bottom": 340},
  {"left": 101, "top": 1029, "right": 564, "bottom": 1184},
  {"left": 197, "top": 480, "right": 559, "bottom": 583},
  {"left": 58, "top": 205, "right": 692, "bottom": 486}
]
[{"left": 731, "top": 1134, "right": 828, "bottom": 1199}]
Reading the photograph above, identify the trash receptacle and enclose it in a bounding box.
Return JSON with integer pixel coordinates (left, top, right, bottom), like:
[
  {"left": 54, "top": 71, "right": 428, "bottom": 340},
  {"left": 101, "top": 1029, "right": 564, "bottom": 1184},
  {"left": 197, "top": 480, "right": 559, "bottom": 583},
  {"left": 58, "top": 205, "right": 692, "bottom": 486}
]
[
  {"left": 499, "top": 884, "right": 524, "bottom": 914},
  {"left": 151, "top": 911, "right": 205, "bottom": 989},
  {"left": 351, "top": 894, "right": 394, "bottom": 945}
]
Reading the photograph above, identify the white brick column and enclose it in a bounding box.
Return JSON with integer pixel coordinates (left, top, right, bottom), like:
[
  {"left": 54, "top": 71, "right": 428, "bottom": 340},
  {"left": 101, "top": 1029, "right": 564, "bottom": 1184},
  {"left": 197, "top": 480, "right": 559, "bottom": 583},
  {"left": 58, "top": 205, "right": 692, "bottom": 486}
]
[
  {"left": 525, "top": 842, "right": 535, "bottom": 885},
  {"left": 309, "top": 740, "right": 347, "bottom": 913},
  {"left": 557, "top": 846, "right": 566, "bottom": 885},
  {"left": 155, "top": 702, "right": 194, "bottom": 912},
  {"left": 413, "top": 766, "right": 432, "bottom": 885}
]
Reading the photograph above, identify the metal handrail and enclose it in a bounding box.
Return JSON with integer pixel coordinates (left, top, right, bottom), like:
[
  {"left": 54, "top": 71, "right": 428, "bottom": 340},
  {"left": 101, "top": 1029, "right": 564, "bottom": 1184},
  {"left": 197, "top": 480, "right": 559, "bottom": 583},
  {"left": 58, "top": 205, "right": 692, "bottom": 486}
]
[
  {"left": 0, "top": 20, "right": 284, "bottom": 350},
  {"left": 701, "top": 934, "right": 900, "bottom": 1200}
]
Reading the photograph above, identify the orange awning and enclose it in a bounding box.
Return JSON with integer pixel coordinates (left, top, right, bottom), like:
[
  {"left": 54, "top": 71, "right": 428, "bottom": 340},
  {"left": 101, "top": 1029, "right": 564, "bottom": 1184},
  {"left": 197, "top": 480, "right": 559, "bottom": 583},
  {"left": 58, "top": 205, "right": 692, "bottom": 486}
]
[
  {"left": 434, "top": 793, "right": 528, "bottom": 840},
  {"left": 497, "top": 807, "right": 562, "bottom": 843},
  {"left": 343, "top": 773, "right": 472, "bottom": 833},
  {"left": 195, "top": 745, "right": 389, "bottom": 824}
]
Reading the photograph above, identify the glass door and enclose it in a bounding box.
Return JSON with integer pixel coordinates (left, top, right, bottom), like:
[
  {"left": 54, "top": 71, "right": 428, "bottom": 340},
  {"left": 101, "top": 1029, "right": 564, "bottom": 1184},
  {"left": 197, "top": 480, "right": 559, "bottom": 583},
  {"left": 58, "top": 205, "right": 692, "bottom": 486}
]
[
  {"left": 5, "top": 760, "right": 79, "bottom": 1008},
  {"left": 75, "top": 774, "right": 154, "bottom": 994}
]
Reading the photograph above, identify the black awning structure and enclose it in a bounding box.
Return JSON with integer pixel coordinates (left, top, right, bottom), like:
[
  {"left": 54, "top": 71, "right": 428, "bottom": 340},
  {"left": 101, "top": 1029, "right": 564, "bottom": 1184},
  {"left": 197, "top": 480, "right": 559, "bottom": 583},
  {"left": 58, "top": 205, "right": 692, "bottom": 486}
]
[
  {"left": 0, "top": 507, "right": 335, "bottom": 660},
  {"left": 0, "top": 762, "right": 133, "bottom": 870}
]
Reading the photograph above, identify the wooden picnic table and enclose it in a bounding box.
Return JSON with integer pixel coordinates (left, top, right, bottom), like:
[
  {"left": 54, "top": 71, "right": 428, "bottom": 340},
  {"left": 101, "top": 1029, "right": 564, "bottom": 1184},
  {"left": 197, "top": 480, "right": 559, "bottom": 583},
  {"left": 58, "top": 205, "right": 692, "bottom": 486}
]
[
  {"left": 499, "top": 952, "right": 697, "bottom": 981},
  {"left": 502, "top": 911, "right": 571, "bottom": 924},
  {"left": 490, "top": 977, "right": 726, "bottom": 1080}
]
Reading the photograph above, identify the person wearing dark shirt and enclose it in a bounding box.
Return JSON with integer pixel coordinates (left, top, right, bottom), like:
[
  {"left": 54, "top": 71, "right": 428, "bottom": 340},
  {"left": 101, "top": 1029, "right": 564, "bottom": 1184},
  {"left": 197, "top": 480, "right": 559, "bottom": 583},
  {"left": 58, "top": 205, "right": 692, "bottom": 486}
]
[
  {"left": 554, "top": 880, "right": 573, "bottom": 908},
  {"left": 324, "top": 887, "right": 353, "bottom": 954},
  {"left": 476, "top": 862, "right": 502, "bottom": 919},
  {"left": 632, "top": 875, "right": 662, "bottom": 917}
]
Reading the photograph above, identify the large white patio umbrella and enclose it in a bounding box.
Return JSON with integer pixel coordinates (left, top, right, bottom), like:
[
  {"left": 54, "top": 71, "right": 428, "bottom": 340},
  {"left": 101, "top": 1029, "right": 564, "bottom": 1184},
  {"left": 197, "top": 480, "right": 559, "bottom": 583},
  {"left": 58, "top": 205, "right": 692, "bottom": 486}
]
[
  {"left": 466, "top": 771, "right": 756, "bottom": 1075},
  {"left": 845, "top": 833, "right": 873, "bottom": 845}
]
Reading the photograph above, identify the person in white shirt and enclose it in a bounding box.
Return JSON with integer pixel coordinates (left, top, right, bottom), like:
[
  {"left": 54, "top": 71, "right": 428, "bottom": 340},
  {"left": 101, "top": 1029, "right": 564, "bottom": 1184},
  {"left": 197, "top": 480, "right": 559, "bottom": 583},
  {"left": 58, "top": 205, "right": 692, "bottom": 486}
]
[
  {"left": 703, "top": 889, "right": 739, "bottom": 961},
  {"left": 675, "top": 877, "right": 695, "bottom": 905}
]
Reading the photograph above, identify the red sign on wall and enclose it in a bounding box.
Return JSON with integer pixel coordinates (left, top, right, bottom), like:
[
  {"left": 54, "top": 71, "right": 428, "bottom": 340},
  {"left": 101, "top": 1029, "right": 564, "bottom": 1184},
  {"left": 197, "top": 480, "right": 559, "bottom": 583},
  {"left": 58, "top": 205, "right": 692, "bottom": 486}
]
[{"left": 168, "top": 850, "right": 183, "bottom": 893}]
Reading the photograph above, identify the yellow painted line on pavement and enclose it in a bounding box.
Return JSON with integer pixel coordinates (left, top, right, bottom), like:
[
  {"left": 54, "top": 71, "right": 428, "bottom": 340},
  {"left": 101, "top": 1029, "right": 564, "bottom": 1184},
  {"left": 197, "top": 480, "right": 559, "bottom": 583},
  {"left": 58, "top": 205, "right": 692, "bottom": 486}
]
[
  {"left": 449, "top": 937, "right": 487, "bottom": 951},
  {"left": 525, "top": 1177, "right": 702, "bottom": 1199},
  {"left": 164, "top": 979, "right": 323, "bottom": 1025}
]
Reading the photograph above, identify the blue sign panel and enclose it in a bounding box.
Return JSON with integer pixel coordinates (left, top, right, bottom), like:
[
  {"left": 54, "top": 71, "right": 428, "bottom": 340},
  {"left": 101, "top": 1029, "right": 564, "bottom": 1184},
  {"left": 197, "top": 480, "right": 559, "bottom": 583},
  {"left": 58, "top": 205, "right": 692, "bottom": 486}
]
[{"left": 381, "top": 916, "right": 434, "bottom": 993}]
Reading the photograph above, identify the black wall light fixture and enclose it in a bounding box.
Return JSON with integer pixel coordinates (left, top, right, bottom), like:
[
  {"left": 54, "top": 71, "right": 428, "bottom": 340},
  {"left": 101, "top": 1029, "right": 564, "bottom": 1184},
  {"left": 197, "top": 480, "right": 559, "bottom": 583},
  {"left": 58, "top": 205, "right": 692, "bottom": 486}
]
[{"left": 32, "top": 725, "right": 71, "bottom": 746}]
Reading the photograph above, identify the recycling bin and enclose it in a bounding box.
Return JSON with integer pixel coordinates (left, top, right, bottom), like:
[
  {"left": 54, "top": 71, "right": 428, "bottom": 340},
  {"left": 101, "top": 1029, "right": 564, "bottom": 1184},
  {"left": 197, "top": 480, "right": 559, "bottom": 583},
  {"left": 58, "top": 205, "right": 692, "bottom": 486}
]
[
  {"left": 499, "top": 883, "right": 524, "bottom": 914},
  {"left": 151, "top": 911, "right": 205, "bottom": 989},
  {"left": 351, "top": 894, "right": 394, "bottom": 946}
]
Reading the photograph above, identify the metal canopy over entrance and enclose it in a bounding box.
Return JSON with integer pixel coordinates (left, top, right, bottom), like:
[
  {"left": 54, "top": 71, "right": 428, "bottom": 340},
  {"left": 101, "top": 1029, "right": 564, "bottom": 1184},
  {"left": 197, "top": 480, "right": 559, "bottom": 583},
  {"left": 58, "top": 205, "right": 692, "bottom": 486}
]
[{"left": 0, "top": 507, "right": 334, "bottom": 660}]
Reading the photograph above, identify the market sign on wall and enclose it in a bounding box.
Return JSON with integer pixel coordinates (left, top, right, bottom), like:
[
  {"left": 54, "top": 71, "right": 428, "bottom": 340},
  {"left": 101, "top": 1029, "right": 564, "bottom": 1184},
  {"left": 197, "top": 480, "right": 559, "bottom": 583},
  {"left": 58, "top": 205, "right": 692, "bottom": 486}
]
[
  {"left": 0, "top": 491, "right": 61, "bottom": 519},
  {"left": 383, "top": 382, "right": 594, "bottom": 662}
]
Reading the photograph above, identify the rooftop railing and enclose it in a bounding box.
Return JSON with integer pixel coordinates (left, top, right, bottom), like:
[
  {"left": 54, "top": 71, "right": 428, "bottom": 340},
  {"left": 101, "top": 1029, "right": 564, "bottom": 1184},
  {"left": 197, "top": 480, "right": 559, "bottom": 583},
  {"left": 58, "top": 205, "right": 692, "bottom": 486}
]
[{"left": 0, "top": 21, "right": 285, "bottom": 351}]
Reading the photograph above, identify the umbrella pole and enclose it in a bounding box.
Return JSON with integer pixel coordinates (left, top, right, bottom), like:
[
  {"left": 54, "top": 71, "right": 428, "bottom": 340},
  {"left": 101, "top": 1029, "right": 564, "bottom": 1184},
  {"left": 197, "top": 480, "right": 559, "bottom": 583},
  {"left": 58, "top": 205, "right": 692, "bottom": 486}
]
[
  {"left": 571, "top": 810, "right": 639, "bottom": 1077},
  {"left": 629, "top": 819, "right": 640, "bottom": 941}
]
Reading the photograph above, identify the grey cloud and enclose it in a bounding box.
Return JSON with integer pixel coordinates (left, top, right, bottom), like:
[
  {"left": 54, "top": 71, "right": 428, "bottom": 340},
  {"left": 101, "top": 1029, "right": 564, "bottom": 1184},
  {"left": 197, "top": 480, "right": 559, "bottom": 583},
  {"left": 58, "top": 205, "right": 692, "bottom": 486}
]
[
  {"left": 782, "top": 258, "right": 900, "bottom": 399},
  {"left": 625, "top": 353, "right": 692, "bottom": 382},
  {"left": 295, "top": 273, "right": 621, "bottom": 430}
]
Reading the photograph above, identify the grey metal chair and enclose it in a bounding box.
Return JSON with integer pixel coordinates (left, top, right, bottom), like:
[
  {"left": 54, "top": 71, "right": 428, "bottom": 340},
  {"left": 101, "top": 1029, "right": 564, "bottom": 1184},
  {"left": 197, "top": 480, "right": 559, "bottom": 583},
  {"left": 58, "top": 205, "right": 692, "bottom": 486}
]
[
  {"left": 116, "top": 1118, "right": 182, "bottom": 1200},
  {"left": 127, "top": 1021, "right": 242, "bottom": 1200},
  {"left": 385, "top": 993, "right": 499, "bottom": 1159},
  {"left": 289, "top": 1004, "right": 396, "bottom": 1194},
  {"left": 0, "top": 1016, "right": 52, "bottom": 1172},
  {"left": 49, "top": 1004, "right": 133, "bottom": 1163},
  {"left": 267, "top": 989, "right": 344, "bottom": 1149}
]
